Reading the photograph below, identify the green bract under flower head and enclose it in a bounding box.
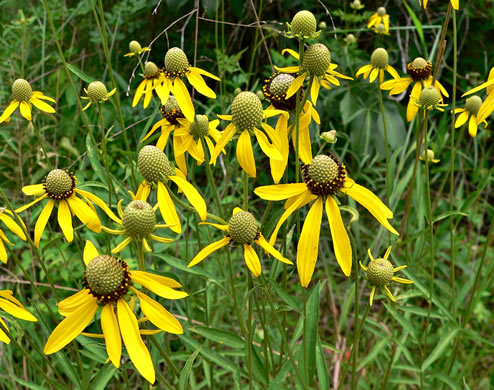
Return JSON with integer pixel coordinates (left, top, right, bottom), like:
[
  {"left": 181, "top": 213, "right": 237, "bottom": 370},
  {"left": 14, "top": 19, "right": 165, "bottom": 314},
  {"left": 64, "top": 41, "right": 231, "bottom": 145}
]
[
  {"left": 418, "top": 86, "right": 441, "bottom": 109},
  {"left": 231, "top": 91, "right": 264, "bottom": 130},
  {"left": 87, "top": 81, "right": 108, "bottom": 102},
  {"left": 291, "top": 10, "right": 317, "bottom": 37},
  {"left": 43, "top": 169, "right": 76, "bottom": 200},
  {"left": 129, "top": 40, "right": 142, "bottom": 54},
  {"left": 367, "top": 258, "right": 394, "bottom": 286},
  {"left": 190, "top": 115, "right": 209, "bottom": 138},
  {"left": 138, "top": 145, "right": 175, "bottom": 183},
  {"left": 464, "top": 95, "right": 482, "bottom": 115},
  {"left": 144, "top": 61, "right": 160, "bottom": 77},
  {"left": 123, "top": 200, "right": 156, "bottom": 238},
  {"left": 370, "top": 48, "right": 389, "bottom": 69},
  {"left": 229, "top": 211, "right": 258, "bottom": 245},
  {"left": 165, "top": 47, "right": 190, "bottom": 74},
  {"left": 12, "top": 78, "right": 32, "bottom": 102},
  {"left": 303, "top": 43, "right": 331, "bottom": 77}
]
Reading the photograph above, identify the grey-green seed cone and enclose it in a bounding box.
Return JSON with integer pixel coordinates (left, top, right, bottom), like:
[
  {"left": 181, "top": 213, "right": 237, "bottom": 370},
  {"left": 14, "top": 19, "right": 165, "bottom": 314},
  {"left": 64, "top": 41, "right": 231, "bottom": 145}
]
[
  {"left": 122, "top": 200, "right": 156, "bottom": 238},
  {"left": 87, "top": 81, "right": 108, "bottom": 102},
  {"left": 45, "top": 169, "right": 73, "bottom": 195},
  {"left": 370, "top": 48, "right": 389, "bottom": 69},
  {"left": 144, "top": 61, "right": 159, "bottom": 76},
  {"left": 164, "top": 95, "right": 180, "bottom": 113},
  {"left": 291, "top": 10, "right": 317, "bottom": 37},
  {"left": 418, "top": 86, "right": 441, "bottom": 108},
  {"left": 303, "top": 44, "right": 331, "bottom": 77},
  {"left": 229, "top": 211, "right": 258, "bottom": 245},
  {"left": 12, "top": 79, "right": 32, "bottom": 102},
  {"left": 190, "top": 115, "right": 209, "bottom": 138},
  {"left": 308, "top": 155, "right": 339, "bottom": 183},
  {"left": 165, "top": 47, "right": 189, "bottom": 73},
  {"left": 129, "top": 40, "right": 142, "bottom": 53},
  {"left": 85, "top": 255, "right": 125, "bottom": 295},
  {"left": 138, "top": 145, "right": 175, "bottom": 183},
  {"left": 231, "top": 91, "right": 264, "bottom": 131},
  {"left": 367, "top": 258, "right": 394, "bottom": 286},
  {"left": 464, "top": 96, "right": 482, "bottom": 115},
  {"left": 269, "top": 74, "right": 295, "bottom": 96}
]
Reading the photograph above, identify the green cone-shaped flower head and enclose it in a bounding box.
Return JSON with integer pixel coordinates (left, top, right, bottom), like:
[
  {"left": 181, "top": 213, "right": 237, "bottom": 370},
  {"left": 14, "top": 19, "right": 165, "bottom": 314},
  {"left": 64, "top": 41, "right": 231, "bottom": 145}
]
[
  {"left": 144, "top": 61, "right": 159, "bottom": 77},
  {"left": 464, "top": 96, "right": 482, "bottom": 116},
  {"left": 190, "top": 115, "right": 209, "bottom": 138},
  {"left": 87, "top": 81, "right": 108, "bottom": 102},
  {"left": 308, "top": 155, "right": 339, "bottom": 182},
  {"left": 370, "top": 48, "right": 389, "bottom": 69},
  {"left": 302, "top": 154, "right": 347, "bottom": 196},
  {"left": 418, "top": 86, "right": 441, "bottom": 108},
  {"left": 138, "top": 145, "right": 175, "bottom": 183},
  {"left": 231, "top": 91, "right": 264, "bottom": 131},
  {"left": 269, "top": 74, "right": 295, "bottom": 96},
  {"left": 367, "top": 258, "right": 394, "bottom": 286},
  {"left": 123, "top": 200, "right": 156, "bottom": 238},
  {"left": 129, "top": 40, "right": 142, "bottom": 53},
  {"left": 377, "top": 6, "right": 387, "bottom": 16},
  {"left": 291, "top": 10, "right": 317, "bottom": 37},
  {"left": 44, "top": 169, "right": 76, "bottom": 200},
  {"left": 303, "top": 43, "right": 331, "bottom": 77},
  {"left": 229, "top": 211, "right": 258, "bottom": 245},
  {"left": 165, "top": 47, "right": 190, "bottom": 74},
  {"left": 12, "top": 78, "right": 32, "bottom": 102},
  {"left": 85, "top": 255, "right": 126, "bottom": 295}
]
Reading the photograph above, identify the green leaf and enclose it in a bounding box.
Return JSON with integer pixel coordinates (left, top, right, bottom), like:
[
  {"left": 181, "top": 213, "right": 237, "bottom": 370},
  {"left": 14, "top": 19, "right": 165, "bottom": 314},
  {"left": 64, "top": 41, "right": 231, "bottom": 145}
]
[
  {"left": 190, "top": 326, "right": 244, "bottom": 349},
  {"left": 179, "top": 346, "right": 202, "bottom": 390},
  {"left": 384, "top": 304, "right": 417, "bottom": 339},
  {"left": 421, "top": 328, "right": 459, "bottom": 371},
  {"left": 358, "top": 338, "right": 388, "bottom": 370},
  {"left": 90, "top": 364, "right": 119, "bottom": 390},
  {"left": 86, "top": 133, "right": 108, "bottom": 185},
  {"left": 316, "top": 337, "right": 330, "bottom": 390},
  {"left": 66, "top": 63, "right": 95, "bottom": 83},
  {"left": 433, "top": 211, "right": 468, "bottom": 224},
  {"left": 270, "top": 279, "right": 301, "bottom": 313},
  {"left": 305, "top": 282, "right": 322, "bottom": 385},
  {"left": 402, "top": 0, "right": 425, "bottom": 49},
  {"left": 433, "top": 373, "right": 460, "bottom": 390}
]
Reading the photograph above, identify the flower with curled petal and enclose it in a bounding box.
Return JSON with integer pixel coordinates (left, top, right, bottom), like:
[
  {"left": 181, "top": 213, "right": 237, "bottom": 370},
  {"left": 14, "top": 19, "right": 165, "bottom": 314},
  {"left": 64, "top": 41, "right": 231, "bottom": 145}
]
[
  {"left": 0, "top": 289, "right": 37, "bottom": 344},
  {"left": 43, "top": 240, "right": 187, "bottom": 384}
]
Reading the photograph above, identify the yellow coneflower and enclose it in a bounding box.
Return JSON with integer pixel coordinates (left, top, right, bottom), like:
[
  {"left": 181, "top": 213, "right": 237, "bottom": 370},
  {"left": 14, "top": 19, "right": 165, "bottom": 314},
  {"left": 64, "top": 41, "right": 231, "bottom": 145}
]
[
  {"left": 16, "top": 169, "right": 119, "bottom": 247},
  {"left": 414, "top": 85, "right": 448, "bottom": 113},
  {"left": 159, "top": 47, "right": 220, "bottom": 122},
  {"left": 188, "top": 208, "right": 293, "bottom": 276},
  {"left": 285, "top": 10, "right": 320, "bottom": 40},
  {"left": 124, "top": 40, "right": 151, "bottom": 57},
  {"left": 0, "top": 78, "right": 55, "bottom": 123},
  {"left": 136, "top": 146, "right": 207, "bottom": 234},
  {"left": 356, "top": 48, "right": 400, "bottom": 83},
  {"left": 0, "top": 290, "right": 37, "bottom": 343},
  {"left": 350, "top": 0, "right": 365, "bottom": 10},
  {"left": 0, "top": 208, "right": 26, "bottom": 263},
  {"left": 275, "top": 45, "right": 353, "bottom": 106},
  {"left": 454, "top": 95, "right": 487, "bottom": 137},
  {"left": 360, "top": 246, "right": 413, "bottom": 305},
  {"left": 368, "top": 7, "right": 390, "bottom": 34},
  {"left": 132, "top": 62, "right": 165, "bottom": 109},
  {"left": 462, "top": 67, "right": 494, "bottom": 125},
  {"left": 255, "top": 154, "right": 399, "bottom": 287},
  {"left": 212, "top": 91, "right": 284, "bottom": 179},
  {"left": 420, "top": 149, "right": 440, "bottom": 163},
  {"left": 380, "top": 57, "right": 449, "bottom": 121},
  {"left": 44, "top": 240, "right": 187, "bottom": 384},
  {"left": 418, "top": 0, "right": 459, "bottom": 11},
  {"left": 81, "top": 81, "right": 116, "bottom": 111}
]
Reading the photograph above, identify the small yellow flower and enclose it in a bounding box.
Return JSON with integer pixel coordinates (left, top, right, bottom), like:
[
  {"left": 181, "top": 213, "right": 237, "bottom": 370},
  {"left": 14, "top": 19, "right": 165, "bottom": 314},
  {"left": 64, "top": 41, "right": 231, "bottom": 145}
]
[
  {"left": 0, "top": 207, "right": 26, "bottom": 263},
  {"left": 81, "top": 81, "right": 116, "bottom": 111},
  {"left": 368, "top": 7, "right": 390, "bottom": 34},
  {"left": 356, "top": 48, "right": 400, "bottom": 84},
  {"left": 419, "top": 0, "right": 459, "bottom": 11},
  {"left": 454, "top": 95, "right": 487, "bottom": 137},
  {"left": 255, "top": 154, "right": 399, "bottom": 287},
  {"left": 0, "top": 289, "right": 37, "bottom": 343},
  {"left": 16, "top": 169, "right": 120, "bottom": 247},
  {"left": 124, "top": 40, "right": 151, "bottom": 57},
  {"left": 462, "top": 67, "right": 494, "bottom": 125},
  {"left": 414, "top": 85, "right": 448, "bottom": 112},
  {"left": 188, "top": 208, "right": 293, "bottom": 277},
  {"left": 420, "top": 149, "right": 440, "bottom": 163},
  {"left": 360, "top": 246, "right": 413, "bottom": 305},
  {"left": 159, "top": 47, "right": 220, "bottom": 122},
  {"left": 0, "top": 78, "right": 55, "bottom": 123},
  {"left": 136, "top": 146, "right": 207, "bottom": 234},
  {"left": 212, "top": 91, "right": 285, "bottom": 179},
  {"left": 44, "top": 240, "right": 187, "bottom": 384},
  {"left": 132, "top": 62, "right": 164, "bottom": 109},
  {"left": 275, "top": 46, "right": 353, "bottom": 106},
  {"left": 381, "top": 57, "right": 449, "bottom": 121}
]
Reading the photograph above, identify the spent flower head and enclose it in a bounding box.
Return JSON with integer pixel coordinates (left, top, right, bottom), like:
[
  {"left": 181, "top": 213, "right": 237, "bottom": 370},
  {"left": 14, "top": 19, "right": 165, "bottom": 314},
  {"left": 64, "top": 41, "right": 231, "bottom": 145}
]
[
  {"left": 124, "top": 40, "right": 151, "bottom": 57},
  {"left": 285, "top": 10, "right": 320, "bottom": 40},
  {"left": 81, "top": 81, "right": 116, "bottom": 111},
  {"left": 454, "top": 95, "right": 487, "bottom": 137},
  {"left": 132, "top": 61, "right": 164, "bottom": 109},
  {"left": 356, "top": 48, "right": 399, "bottom": 83}
]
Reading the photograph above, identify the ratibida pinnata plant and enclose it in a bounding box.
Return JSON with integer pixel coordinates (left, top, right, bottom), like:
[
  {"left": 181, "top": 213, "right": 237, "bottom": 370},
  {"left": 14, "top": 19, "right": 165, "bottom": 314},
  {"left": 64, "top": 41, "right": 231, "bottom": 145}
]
[
  {"left": 418, "top": 0, "right": 459, "bottom": 11},
  {"left": 124, "top": 40, "right": 150, "bottom": 57},
  {"left": 356, "top": 48, "right": 400, "bottom": 83},
  {"left": 285, "top": 10, "right": 320, "bottom": 40},
  {"left": 420, "top": 149, "right": 440, "bottom": 163},
  {"left": 16, "top": 169, "right": 120, "bottom": 247},
  {"left": 367, "top": 7, "right": 390, "bottom": 34},
  {"left": 255, "top": 154, "right": 399, "bottom": 287},
  {"left": 454, "top": 96, "right": 487, "bottom": 137},
  {"left": 415, "top": 85, "right": 448, "bottom": 113},
  {"left": 132, "top": 61, "right": 165, "bottom": 109},
  {"left": 136, "top": 145, "right": 207, "bottom": 233},
  {"left": 462, "top": 66, "right": 494, "bottom": 125},
  {"left": 188, "top": 208, "right": 293, "bottom": 277},
  {"left": 0, "top": 290, "right": 37, "bottom": 343},
  {"left": 80, "top": 80, "right": 116, "bottom": 111},
  {"left": 0, "top": 207, "right": 26, "bottom": 263},
  {"left": 0, "top": 78, "right": 55, "bottom": 123},
  {"left": 43, "top": 241, "right": 187, "bottom": 384}
]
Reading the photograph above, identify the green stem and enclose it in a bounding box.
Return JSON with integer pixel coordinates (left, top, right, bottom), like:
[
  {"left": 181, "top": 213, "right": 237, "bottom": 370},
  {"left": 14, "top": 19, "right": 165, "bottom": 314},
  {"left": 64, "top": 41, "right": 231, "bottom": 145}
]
[
  {"left": 150, "top": 336, "right": 181, "bottom": 382},
  {"left": 97, "top": 104, "right": 114, "bottom": 206},
  {"left": 243, "top": 171, "right": 249, "bottom": 211},
  {"left": 350, "top": 228, "right": 359, "bottom": 390},
  {"left": 32, "top": 120, "right": 52, "bottom": 170},
  {"left": 247, "top": 272, "right": 254, "bottom": 390},
  {"left": 137, "top": 239, "right": 145, "bottom": 271},
  {"left": 377, "top": 80, "right": 390, "bottom": 201},
  {"left": 302, "top": 287, "right": 309, "bottom": 387},
  {"left": 226, "top": 252, "right": 248, "bottom": 338}
]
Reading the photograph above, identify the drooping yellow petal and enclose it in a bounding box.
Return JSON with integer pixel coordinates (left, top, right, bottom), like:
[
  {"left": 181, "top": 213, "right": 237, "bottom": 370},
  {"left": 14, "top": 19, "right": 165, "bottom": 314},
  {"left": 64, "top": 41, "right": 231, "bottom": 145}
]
[
  {"left": 58, "top": 289, "right": 94, "bottom": 316},
  {"left": 369, "top": 286, "right": 376, "bottom": 306},
  {"left": 0, "top": 101, "right": 20, "bottom": 123},
  {"left": 76, "top": 189, "right": 120, "bottom": 223},
  {"left": 477, "top": 93, "right": 494, "bottom": 124},
  {"left": 455, "top": 111, "right": 469, "bottom": 128},
  {"left": 111, "top": 236, "right": 133, "bottom": 253},
  {"left": 188, "top": 237, "right": 230, "bottom": 267},
  {"left": 243, "top": 244, "right": 262, "bottom": 277},
  {"left": 116, "top": 299, "right": 155, "bottom": 384},
  {"left": 132, "top": 81, "right": 147, "bottom": 107},
  {"left": 31, "top": 97, "right": 56, "bottom": 113},
  {"left": 19, "top": 101, "right": 32, "bottom": 120},
  {"left": 356, "top": 64, "right": 373, "bottom": 78},
  {"left": 255, "top": 234, "right": 292, "bottom": 265},
  {"left": 150, "top": 234, "right": 173, "bottom": 244},
  {"left": 462, "top": 77, "right": 494, "bottom": 97},
  {"left": 187, "top": 71, "right": 216, "bottom": 99},
  {"left": 386, "top": 65, "right": 400, "bottom": 80},
  {"left": 369, "top": 67, "right": 379, "bottom": 83},
  {"left": 254, "top": 128, "right": 282, "bottom": 161},
  {"left": 297, "top": 198, "right": 324, "bottom": 288},
  {"left": 101, "top": 303, "right": 122, "bottom": 368},
  {"left": 133, "top": 288, "right": 183, "bottom": 334},
  {"left": 83, "top": 240, "right": 99, "bottom": 266},
  {"left": 325, "top": 196, "right": 352, "bottom": 276},
  {"left": 171, "top": 78, "right": 194, "bottom": 122},
  {"left": 407, "top": 82, "right": 422, "bottom": 121},
  {"left": 236, "top": 130, "right": 256, "bottom": 178},
  {"left": 58, "top": 200, "right": 73, "bottom": 243},
  {"left": 22, "top": 184, "right": 45, "bottom": 196},
  {"left": 383, "top": 285, "right": 396, "bottom": 302},
  {"left": 285, "top": 74, "right": 306, "bottom": 99},
  {"left": 281, "top": 48, "right": 300, "bottom": 60},
  {"left": 67, "top": 196, "right": 101, "bottom": 232},
  {"left": 0, "top": 214, "right": 26, "bottom": 240},
  {"left": 189, "top": 66, "right": 221, "bottom": 81},
  {"left": 168, "top": 176, "right": 207, "bottom": 221},
  {"left": 254, "top": 183, "right": 308, "bottom": 201},
  {"left": 44, "top": 297, "right": 98, "bottom": 354},
  {"left": 157, "top": 181, "right": 181, "bottom": 234},
  {"left": 0, "top": 318, "right": 10, "bottom": 343},
  {"left": 210, "top": 122, "right": 236, "bottom": 164},
  {"left": 269, "top": 115, "right": 289, "bottom": 183},
  {"left": 468, "top": 115, "right": 478, "bottom": 137},
  {"left": 0, "top": 239, "right": 7, "bottom": 263},
  {"left": 392, "top": 276, "right": 414, "bottom": 284},
  {"left": 130, "top": 270, "right": 183, "bottom": 290},
  {"left": 16, "top": 194, "right": 48, "bottom": 213},
  {"left": 34, "top": 200, "right": 55, "bottom": 248},
  {"left": 0, "top": 297, "right": 37, "bottom": 322},
  {"left": 309, "top": 76, "right": 321, "bottom": 105},
  {"left": 274, "top": 65, "right": 300, "bottom": 73}
]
